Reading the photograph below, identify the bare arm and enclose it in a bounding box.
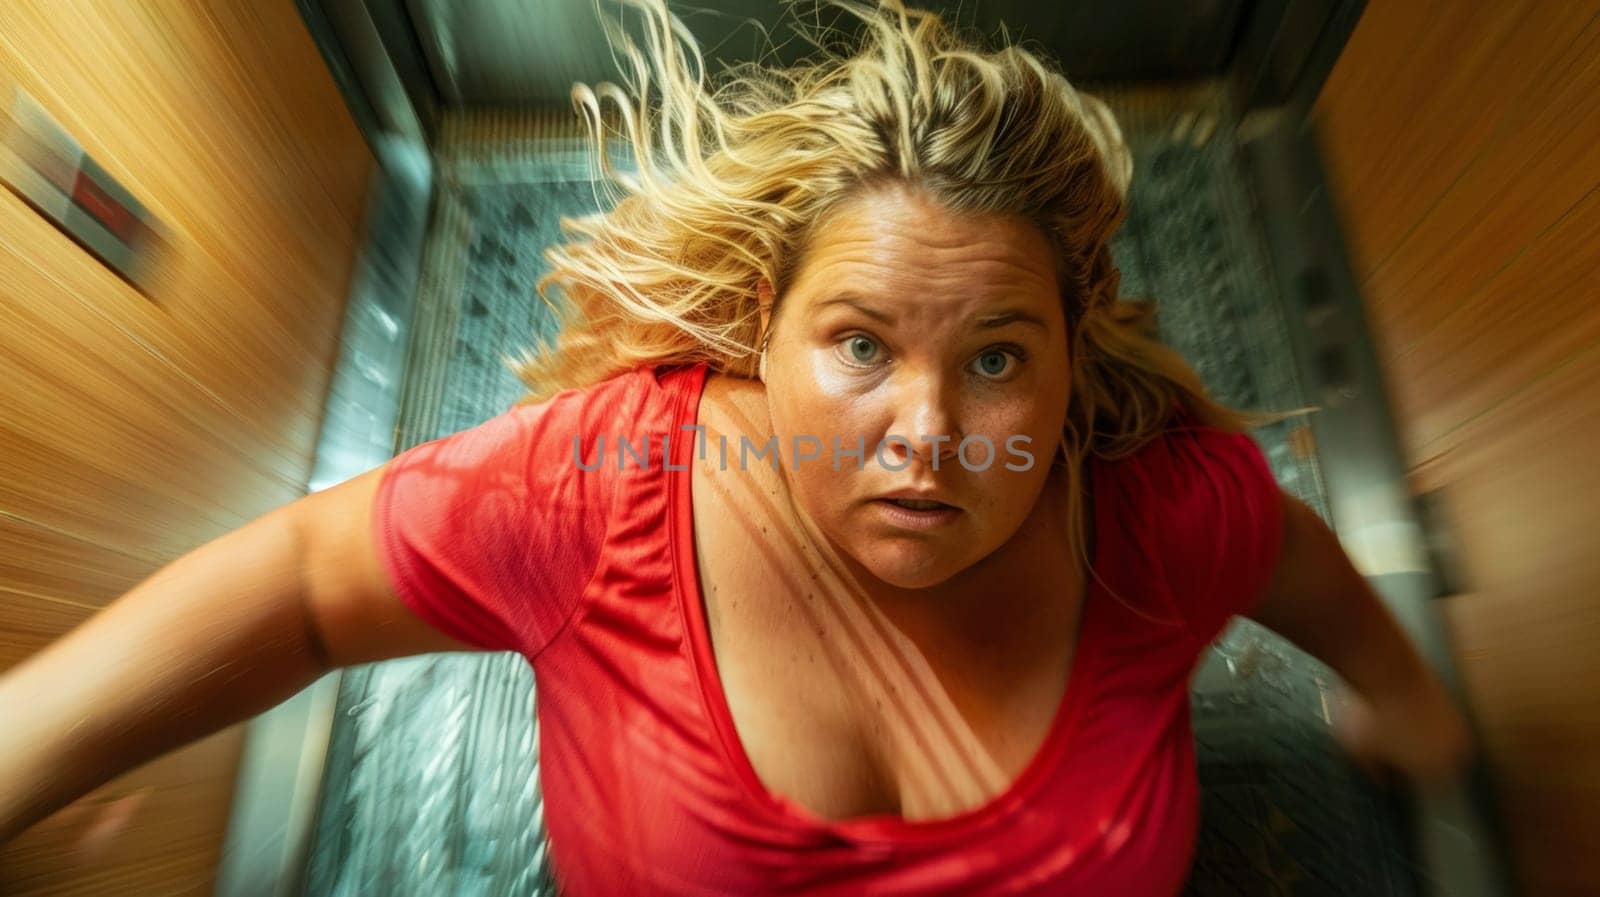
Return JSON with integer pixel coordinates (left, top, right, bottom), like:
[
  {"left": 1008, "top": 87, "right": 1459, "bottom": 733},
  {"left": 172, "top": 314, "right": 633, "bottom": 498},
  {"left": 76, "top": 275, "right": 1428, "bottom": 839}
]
[
  {"left": 0, "top": 464, "right": 475, "bottom": 845},
  {"left": 1247, "top": 490, "right": 1473, "bottom": 785}
]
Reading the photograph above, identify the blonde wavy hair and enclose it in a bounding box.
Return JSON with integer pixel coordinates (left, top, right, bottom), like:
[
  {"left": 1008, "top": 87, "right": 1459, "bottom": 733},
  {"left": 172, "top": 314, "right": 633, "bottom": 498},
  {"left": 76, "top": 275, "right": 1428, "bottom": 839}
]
[{"left": 511, "top": 0, "right": 1286, "bottom": 574}]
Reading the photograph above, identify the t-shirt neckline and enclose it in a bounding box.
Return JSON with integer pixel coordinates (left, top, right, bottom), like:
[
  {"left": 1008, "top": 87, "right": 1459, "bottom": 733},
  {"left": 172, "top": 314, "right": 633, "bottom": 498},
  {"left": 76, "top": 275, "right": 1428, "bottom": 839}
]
[{"left": 666, "top": 361, "right": 1107, "bottom": 845}]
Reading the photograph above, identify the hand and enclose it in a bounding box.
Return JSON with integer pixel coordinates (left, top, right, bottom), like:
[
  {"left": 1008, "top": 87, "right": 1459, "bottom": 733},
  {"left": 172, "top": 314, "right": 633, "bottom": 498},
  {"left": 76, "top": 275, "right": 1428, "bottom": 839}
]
[{"left": 1328, "top": 679, "right": 1475, "bottom": 789}]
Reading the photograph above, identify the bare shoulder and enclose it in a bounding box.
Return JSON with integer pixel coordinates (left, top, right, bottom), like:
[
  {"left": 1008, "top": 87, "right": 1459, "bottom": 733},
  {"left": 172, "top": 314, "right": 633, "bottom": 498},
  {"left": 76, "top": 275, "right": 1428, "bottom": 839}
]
[
  {"left": 690, "top": 371, "right": 795, "bottom": 546},
  {"left": 699, "top": 371, "right": 772, "bottom": 441},
  {"left": 696, "top": 371, "right": 782, "bottom": 484}
]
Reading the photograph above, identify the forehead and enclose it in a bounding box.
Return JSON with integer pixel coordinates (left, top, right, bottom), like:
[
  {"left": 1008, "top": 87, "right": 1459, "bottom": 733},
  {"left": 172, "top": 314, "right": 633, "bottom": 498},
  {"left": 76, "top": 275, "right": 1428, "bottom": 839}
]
[{"left": 787, "top": 188, "right": 1061, "bottom": 309}]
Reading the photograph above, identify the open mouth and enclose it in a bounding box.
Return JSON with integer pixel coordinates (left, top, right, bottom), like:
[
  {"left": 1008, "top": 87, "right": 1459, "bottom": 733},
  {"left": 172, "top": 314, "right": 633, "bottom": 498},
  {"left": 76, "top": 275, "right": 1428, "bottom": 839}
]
[
  {"left": 871, "top": 497, "right": 962, "bottom": 529},
  {"left": 883, "top": 497, "right": 955, "bottom": 511}
]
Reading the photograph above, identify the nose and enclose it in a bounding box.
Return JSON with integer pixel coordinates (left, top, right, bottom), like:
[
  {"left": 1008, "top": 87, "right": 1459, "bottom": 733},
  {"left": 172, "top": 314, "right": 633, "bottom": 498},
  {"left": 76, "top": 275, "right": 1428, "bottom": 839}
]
[{"left": 882, "top": 369, "right": 962, "bottom": 470}]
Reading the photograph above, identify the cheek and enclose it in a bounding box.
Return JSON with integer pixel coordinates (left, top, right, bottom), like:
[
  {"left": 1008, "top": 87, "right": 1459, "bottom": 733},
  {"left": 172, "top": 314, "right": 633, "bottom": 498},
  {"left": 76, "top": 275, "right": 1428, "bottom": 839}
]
[
  {"left": 969, "top": 391, "right": 1067, "bottom": 459},
  {"left": 974, "top": 458, "right": 1049, "bottom": 534},
  {"left": 792, "top": 458, "right": 855, "bottom": 522},
  {"left": 960, "top": 394, "right": 1067, "bottom": 515},
  {"left": 771, "top": 352, "right": 875, "bottom": 437},
  {"left": 765, "top": 367, "right": 872, "bottom": 522}
]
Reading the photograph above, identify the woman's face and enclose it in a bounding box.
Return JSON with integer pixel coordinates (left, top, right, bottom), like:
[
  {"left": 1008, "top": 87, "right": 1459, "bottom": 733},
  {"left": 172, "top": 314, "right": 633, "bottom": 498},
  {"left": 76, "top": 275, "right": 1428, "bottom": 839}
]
[{"left": 761, "top": 185, "right": 1072, "bottom": 590}]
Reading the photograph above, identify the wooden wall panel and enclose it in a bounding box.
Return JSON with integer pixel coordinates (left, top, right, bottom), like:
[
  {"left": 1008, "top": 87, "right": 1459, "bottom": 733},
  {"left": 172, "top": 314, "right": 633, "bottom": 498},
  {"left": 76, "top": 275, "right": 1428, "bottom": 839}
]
[
  {"left": 1317, "top": 3, "right": 1600, "bottom": 893},
  {"left": 0, "top": 2, "right": 371, "bottom": 894}
]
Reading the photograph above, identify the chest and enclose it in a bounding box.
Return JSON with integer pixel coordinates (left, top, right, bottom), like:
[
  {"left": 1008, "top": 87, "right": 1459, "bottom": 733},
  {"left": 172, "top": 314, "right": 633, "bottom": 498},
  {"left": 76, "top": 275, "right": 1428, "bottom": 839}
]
[{"left": 687, "top": 443, "right": 1086, "bottom": 823}]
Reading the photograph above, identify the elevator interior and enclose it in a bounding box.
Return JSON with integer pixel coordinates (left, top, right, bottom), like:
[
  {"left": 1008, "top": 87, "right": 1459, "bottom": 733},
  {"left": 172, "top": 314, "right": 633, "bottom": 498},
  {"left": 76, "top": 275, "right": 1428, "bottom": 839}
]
[{"left": 214, "top": 2, "right": 1512, "bottom": 894}]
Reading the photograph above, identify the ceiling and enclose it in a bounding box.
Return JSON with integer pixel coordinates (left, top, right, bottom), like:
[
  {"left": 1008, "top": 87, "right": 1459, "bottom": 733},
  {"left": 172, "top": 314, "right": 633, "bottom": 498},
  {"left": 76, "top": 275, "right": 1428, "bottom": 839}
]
[{"left": 397, "top": 0, "right": 1252, "bottom": 107}]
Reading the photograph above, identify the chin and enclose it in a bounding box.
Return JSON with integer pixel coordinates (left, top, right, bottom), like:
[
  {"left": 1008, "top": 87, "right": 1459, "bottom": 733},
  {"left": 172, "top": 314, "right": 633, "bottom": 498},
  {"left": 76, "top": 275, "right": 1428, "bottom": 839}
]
[{"left": 856, "top": 541, "right": 967, "bottom": 590}]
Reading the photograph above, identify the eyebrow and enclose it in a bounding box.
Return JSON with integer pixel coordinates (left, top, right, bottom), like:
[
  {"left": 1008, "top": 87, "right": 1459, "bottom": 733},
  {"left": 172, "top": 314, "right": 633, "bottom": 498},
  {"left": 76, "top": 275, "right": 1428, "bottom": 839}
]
[
  {"left": 816, "top": 294, "right": 1048, "bottom": 331},
  {"left": 816, "top": 294, "right": 894, "bottom": 324},
  {"left": 972, "top": 309, "right": 1049, "bottom": 331}
]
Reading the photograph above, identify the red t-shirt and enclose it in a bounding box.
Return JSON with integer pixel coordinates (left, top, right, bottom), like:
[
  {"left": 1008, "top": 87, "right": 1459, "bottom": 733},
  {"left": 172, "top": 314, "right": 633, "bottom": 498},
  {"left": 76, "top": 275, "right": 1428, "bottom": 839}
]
[{"left": 372, "top": 362, "right": 1285, "bottom": 896}]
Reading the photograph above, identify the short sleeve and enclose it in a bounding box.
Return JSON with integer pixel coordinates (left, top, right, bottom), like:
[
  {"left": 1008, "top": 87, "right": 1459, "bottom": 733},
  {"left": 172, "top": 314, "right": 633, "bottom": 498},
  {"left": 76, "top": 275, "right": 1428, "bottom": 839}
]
[
  {"left": 1150, "top": 423, "right": 1287, "bottom": 648},
  {"left": 371, "top": 375, "right": 638, "bottom": 656}
]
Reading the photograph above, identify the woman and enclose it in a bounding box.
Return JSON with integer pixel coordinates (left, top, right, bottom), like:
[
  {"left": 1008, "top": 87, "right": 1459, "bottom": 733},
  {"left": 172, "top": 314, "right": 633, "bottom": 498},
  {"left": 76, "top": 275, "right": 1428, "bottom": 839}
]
[{"left": 0, "top": 0, "right": 1471, "bottom": 893}]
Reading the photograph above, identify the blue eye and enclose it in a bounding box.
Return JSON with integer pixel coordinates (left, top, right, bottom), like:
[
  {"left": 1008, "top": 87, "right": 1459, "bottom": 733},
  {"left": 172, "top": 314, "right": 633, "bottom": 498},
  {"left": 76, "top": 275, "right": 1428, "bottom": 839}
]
[
  {"left": 972, "top": 349, "right": 1020, "bottom": 379},
  {"left": 841, "top": 335, "right": 881, "bottom": 365}
]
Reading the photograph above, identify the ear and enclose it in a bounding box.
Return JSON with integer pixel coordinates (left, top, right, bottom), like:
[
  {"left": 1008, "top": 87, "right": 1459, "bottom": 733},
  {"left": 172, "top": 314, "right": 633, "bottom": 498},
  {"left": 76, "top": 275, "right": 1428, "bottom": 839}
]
[
  {"left": 756, "top": 278, "right": 775, "bottom": 383},
  {"left": 757, "top": 277, "right": 775, "bottom": 340}
]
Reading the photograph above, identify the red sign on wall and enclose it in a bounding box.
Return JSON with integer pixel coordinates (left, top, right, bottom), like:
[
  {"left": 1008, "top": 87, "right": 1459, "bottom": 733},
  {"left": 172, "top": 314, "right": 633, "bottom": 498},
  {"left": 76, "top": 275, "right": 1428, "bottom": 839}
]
[{"left": 0, "top": 89, "right": 165, "bottom": 295}]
